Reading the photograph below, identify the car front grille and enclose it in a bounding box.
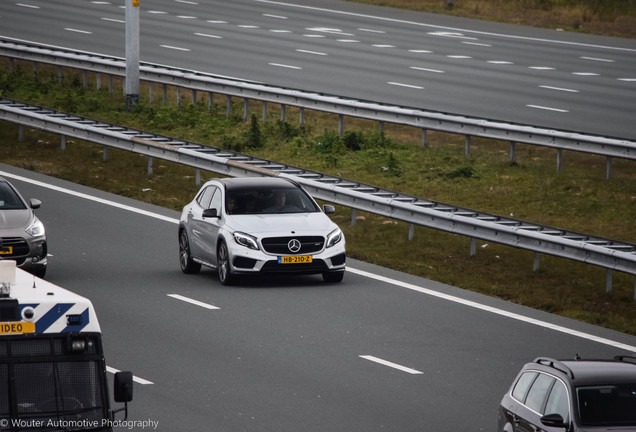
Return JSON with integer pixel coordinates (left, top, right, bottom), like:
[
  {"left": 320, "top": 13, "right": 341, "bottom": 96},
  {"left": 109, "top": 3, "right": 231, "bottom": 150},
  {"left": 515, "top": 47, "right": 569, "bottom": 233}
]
[
  {"left": 0, "top": 237, "right": 30, "bottom": 257},
  {"left": 261, "top": 236, "right": 325, "bottom": 255}
]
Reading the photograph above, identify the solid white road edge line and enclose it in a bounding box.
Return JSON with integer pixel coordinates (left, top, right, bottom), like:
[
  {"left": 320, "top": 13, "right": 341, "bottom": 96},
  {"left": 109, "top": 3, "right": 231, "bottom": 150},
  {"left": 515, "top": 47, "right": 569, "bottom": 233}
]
[
  {"left": 4, "top": 170, "right": 635, "bottom": 354},
  {"left": 347, "top": 267, "right": 636, "bottom": 353},
  {"left": 359, "top": 355, "right": 423, "bottom": 374}
]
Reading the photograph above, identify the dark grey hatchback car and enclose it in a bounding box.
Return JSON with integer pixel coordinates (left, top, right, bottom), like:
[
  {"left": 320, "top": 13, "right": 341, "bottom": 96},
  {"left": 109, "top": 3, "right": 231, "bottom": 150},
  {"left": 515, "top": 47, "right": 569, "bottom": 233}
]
[{"left": 498, "top": 356, "right": 636, "bottom": 432}]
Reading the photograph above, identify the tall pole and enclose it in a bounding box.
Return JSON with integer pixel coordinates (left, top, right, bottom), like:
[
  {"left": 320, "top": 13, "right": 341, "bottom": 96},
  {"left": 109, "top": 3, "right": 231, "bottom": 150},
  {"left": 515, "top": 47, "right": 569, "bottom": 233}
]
[{"left": 125, "top": 0, "right": 140, "bottom": 109}]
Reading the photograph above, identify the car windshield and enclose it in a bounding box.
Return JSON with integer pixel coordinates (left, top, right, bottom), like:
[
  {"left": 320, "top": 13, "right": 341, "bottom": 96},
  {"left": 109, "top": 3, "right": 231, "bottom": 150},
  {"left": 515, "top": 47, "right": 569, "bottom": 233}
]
[
  {"left": 577, "top": 384, "right": 636, "bottom": 426},
  {"left": 226, "top": 186, "right": 320, "bottom": 215},
  {"left": 0, "top": 182, "right": 27, "bottom": 210}
]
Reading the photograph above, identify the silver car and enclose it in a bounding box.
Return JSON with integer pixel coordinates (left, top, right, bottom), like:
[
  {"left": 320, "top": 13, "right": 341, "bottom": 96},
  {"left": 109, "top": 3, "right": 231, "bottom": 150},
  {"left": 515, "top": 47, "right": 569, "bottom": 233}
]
[
  {"left": 178, "top": 177, "right": 346, "bottom": 285},
  {"left": 0, "top": 176, "right": 47, "bottom": 278}
]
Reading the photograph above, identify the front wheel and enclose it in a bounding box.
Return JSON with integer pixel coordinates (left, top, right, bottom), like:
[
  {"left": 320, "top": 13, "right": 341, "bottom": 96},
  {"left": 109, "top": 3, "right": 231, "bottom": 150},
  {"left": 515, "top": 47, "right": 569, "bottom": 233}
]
[
  {"left": 322, "top": 271, "right": 344, "bottom": 283},
  {"left": 217, "top": 241, "right": 238, "bottom": 285},
  {"left": 179, "top": 229, "right": 201, "bottom": 274}
]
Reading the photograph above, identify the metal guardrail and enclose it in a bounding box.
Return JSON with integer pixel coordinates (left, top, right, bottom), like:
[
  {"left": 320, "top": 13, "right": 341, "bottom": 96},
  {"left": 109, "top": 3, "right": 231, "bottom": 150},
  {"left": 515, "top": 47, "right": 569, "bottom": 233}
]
[
  {"left": 2, "top": 37, "right": 636, "bottom": 176},
  {"left": 1, "top": 97, "right": 635, "bottom": 299}
]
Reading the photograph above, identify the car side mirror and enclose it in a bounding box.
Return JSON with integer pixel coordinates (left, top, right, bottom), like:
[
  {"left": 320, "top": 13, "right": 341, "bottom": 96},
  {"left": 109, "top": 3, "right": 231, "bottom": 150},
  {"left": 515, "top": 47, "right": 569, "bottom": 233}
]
[
  {"left": 323, "top": 204, "right": 335, "bottom": 215},
  {"left": 540, "top": 413, "right": 567, "bottom": 428},
  {"left": 202, "top": 208, "right": 219, "bottom": 218},
  {"left": 114, "top": 371, "right": 133, "bottom": 403},
  {"left": 29, "top": 199, "right": 42, "bottom": 209}
]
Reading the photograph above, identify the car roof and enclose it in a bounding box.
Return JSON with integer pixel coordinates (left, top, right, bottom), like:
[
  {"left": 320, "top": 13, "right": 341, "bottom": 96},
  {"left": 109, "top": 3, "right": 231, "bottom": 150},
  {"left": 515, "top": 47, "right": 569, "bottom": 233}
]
[
  {"left": 208, "top": 176, "right": 297, "bottom": 191},
  {"left": 526, "top": 357, "right": 636, "bottom": 386}
]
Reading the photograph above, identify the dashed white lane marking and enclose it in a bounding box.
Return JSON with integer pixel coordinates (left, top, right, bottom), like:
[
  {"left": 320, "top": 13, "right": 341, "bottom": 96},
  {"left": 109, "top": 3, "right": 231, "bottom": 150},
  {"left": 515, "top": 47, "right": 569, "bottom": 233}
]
[
  {"left": 359, "top": 355, "right": 423, "bottom": 374},
  {"left": 160, "top": 45, "right": 191, "bottom": 51},
  {"left": 106, "top": 366, "right": 154, "bottom": 385},
  {"left": 526, "top": 104, "right": 569, "bottom": 112},
  {"left": 167, "top": 294, "right": 220, "bottom": 310},
  {"left": 65, "top": 28, "right": 92, "bottom": 34},
  {"left": 269, "top": 63, "right": 302, "bottom": 69},
  {"left": 387, "top": 82, "right": 424, "bottom": 89},
  {"left": 580, "top": 56, "right": 614, "bottom": 63},
  {"left": 195, "top": 32, "right": 222, "bottom": 39},
  {"left": 572, "top": 72, "right": 600, "bottom": 76},
  {"left": 101, "top": 17, "right": 124, "bottom": 23},
  {"left": 263, "top": 14, "right": 287, "bottom": 19},
  {"left": 16, "top": 3, "right": 40, "bottom": 8},
  {"left": 539, "top": 85, "right": 579, "bottom": 93},
  {"left": 410, "top": 66, "right": 444, "bottom": 73},
  {"left": 296, "top": 49, "right": 327, "bottom": 56}
]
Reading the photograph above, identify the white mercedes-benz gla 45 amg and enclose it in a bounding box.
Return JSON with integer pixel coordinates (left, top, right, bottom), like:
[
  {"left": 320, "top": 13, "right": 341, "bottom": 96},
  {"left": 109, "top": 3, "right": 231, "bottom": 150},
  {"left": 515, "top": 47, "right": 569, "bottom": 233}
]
[{"left": 178, "top": 177, "right": 346, "bottom": 285}]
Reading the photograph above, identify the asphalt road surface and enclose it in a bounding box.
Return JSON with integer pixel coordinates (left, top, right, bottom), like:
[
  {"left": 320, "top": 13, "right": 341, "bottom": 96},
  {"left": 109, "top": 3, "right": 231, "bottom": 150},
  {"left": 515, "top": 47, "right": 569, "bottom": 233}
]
[
  {"left": 3, "top": 163, "right": 636, "bottom": 431},
  {"left": 1, "top": 0, "right": 636, "bottom": 139}
]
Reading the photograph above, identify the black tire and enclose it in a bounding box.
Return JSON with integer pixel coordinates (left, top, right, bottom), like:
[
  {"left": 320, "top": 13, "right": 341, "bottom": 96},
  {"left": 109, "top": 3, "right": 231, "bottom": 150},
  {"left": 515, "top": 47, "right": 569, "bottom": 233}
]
[
  {"left": 217, "top": 241, "right": 238, "bottom": 285},
  {"left": 322, "top": 271, "right": 344, "bottom": 283},
  {"left": 179, "top": 229, "right": 201, "bottom": 274}
]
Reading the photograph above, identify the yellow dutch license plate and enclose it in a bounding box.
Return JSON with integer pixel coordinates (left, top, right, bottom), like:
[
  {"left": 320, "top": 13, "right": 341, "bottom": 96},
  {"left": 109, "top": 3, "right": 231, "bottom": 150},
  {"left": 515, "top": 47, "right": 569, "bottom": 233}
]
[
  {"left": 0, "top": 322, "right": 36, "bottom": 335},
  {"left": 278, "top": 255, "right": 312, "bottom": 264},
  {"left": 0, "top": 246, "right": 13, "bottom": 255}
]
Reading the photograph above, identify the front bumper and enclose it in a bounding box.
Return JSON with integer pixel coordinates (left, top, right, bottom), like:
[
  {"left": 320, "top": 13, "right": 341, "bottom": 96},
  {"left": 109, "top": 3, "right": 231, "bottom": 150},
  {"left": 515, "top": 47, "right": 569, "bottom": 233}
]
[{"left": 227, "top": 241, "right": 346, "bottom": 276}]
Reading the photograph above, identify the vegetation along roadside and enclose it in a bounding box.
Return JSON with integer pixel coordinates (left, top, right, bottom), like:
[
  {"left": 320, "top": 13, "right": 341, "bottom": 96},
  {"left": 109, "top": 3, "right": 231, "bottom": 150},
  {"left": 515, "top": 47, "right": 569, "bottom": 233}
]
[{"left": 1, "top": 33, "right": 635, "bottom": 338}]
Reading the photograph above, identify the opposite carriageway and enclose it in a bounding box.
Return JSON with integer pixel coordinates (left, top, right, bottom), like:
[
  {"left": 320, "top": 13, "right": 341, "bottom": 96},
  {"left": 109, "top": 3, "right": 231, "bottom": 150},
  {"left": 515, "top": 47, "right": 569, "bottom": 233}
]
[{"left": 1, "top": 97, "right": 635, "bottom": 298}]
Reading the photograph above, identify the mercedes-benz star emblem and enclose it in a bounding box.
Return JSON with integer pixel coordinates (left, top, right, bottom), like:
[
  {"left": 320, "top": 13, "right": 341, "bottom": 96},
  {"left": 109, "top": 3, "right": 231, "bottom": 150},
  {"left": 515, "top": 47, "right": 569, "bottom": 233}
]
[{"left": 287, "top": 239, "right": 301, "bottom": 253}]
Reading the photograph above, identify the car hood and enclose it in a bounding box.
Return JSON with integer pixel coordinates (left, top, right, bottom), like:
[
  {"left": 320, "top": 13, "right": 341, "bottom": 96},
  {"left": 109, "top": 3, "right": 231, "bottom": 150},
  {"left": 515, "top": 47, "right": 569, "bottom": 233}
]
[
  {"left": 225, "top": 213, "right": 337, "bottom": 236},
  {"left": 0, "top": 209, "right": 32, "bottom": 231}
]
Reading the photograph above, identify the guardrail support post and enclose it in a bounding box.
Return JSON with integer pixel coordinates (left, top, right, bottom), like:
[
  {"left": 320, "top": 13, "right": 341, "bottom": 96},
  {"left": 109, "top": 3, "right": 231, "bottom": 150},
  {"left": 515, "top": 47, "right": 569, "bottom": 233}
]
[
  {"left": 243, "top": 98, "right": 249, "bottom": 121},
  {"left": 351, "top": 208, "right": 356, "bottom": 226},
  {"left": 192, "top": 90, "right": 197, "bottom": 104},
  {"left": 422, "top": 129, "right": 427, "bottom": 148},
  {"left": 281, "top": 104, "right": 286, "bottom": 122},
  {"left": 633, "top": 277, "right": 636, "bottom": 301},
  {"left": 176, "top": 87, "right": 181, "bottom": 106},
  {"left": 195, "top": 168, "right": 201, "bottom": 186},
  {"left": 470, "top": 238, "right": 476, "bottom": 256},
  {"left": 83, "top": 71, "right": 88, "bottom": 88},
  {"left": 339, "top": 114, "right": 344, "bottom": 136},
  {"left": 33, "top": 61, "right": 38, "bottom": 77},
  {"left": 556, "top": 149, "right": 563, "bottom": 172},
  {"left": 61, "top": 135, "right": 66, "bottom": 151},
  {"left": 510, "top": 141, "right": 516, "bottom": 162},
  {"left": 109, "top": 75, "right": 113, "bottom": 95},
  {"left": 379, "top": 121, "right": 384, "bottom": 134},
  {"left": 103, "top": 146, "right": 108, "bottom": 161},
  {"left": 606, "top": 269, "right": 612, "bottom": 293},
  {"left": 533, "top": 252, "right": 541, "bottom": 271},
  {"left": 18, "top": 125, "right": 23, "bottom": 142},
  {"left": 96, "top": 73, "right": 101, "bottom": 90},
  {"left": 465, "top": 135, "right": 471, "bottom": 156},
  {"left": 9, "top": 58, "right": 14, "bottom": 73},
  {"left": 148, "top": 157, "right": 153, "bottom": 175},
  {"left": 408, "top": 223, "right": 414, "bottom": 241},
  {"left": 226, "top": 96, "right": 232, "bottom": 117},
  {"left": 162, "top": 84, "right": 167, "bottom": 104},
  {"left": 299, "top": 107, "right": 305, "bottom": 126},
  {"left": 606, "top": 156, "right": 612, "bottom": 179},
  {"left": 148, "top": 83, "right": 153, "bottom": 103},
  {"left": 208, "top": 92, "right": 213, "bottom": 110},
  {"left": 262, "top": 101, "right": 267, "bottom": 122},
  {"left": 57, "top": 67, "right": 63, "bottom": 84}
]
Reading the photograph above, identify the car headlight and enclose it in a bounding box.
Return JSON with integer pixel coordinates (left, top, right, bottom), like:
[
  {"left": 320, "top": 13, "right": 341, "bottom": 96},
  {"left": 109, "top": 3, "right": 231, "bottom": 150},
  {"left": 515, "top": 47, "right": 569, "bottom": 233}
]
[
  {"left": 25, "top": 217, "right": 45, "bottom": 237},
  {"left": 233, "top": 232, "right": 259, "bottom": 250},
  {"left": 326, "top": 228, "right": 342, "bottom": 248}
]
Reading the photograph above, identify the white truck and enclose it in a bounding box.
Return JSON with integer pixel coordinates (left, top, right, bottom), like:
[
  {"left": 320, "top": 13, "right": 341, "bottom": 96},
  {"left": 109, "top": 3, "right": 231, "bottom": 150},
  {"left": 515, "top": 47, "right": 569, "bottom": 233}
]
[{"left": 0, "top": 261, "right": 132, "bottom": 431}]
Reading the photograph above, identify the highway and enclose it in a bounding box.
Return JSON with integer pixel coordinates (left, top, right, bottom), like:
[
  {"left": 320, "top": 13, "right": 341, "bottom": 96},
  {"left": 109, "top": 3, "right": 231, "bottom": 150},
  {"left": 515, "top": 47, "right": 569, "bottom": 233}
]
[
  {"left": 1, "top": 0, "right": 636, "bottom": 139},
  {"left": 3, "top": 163, "right": 636, "bottom": 431}
]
